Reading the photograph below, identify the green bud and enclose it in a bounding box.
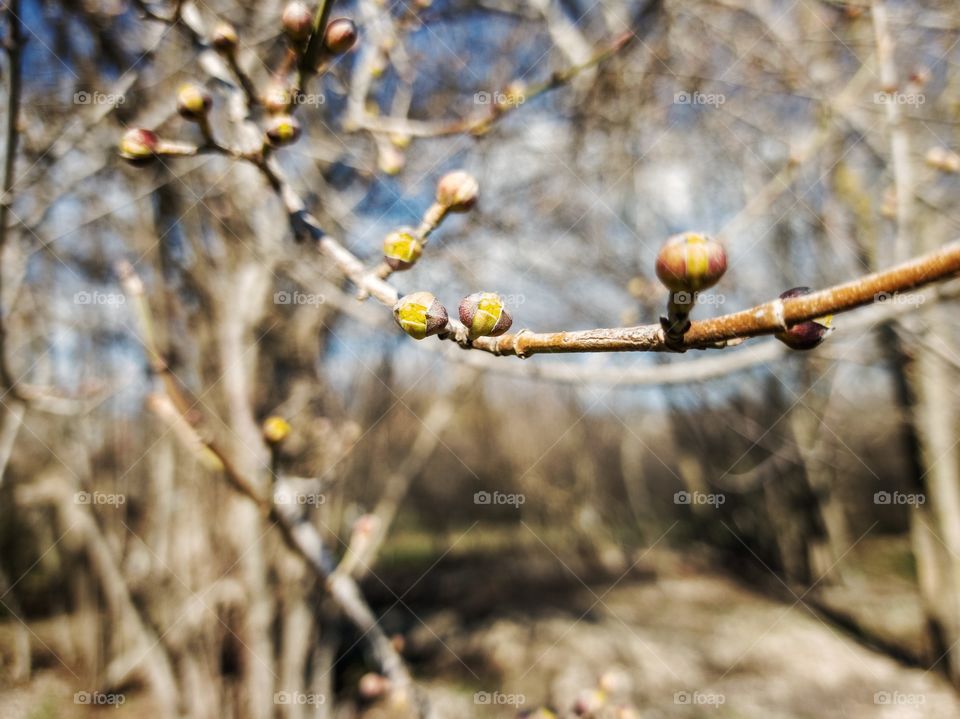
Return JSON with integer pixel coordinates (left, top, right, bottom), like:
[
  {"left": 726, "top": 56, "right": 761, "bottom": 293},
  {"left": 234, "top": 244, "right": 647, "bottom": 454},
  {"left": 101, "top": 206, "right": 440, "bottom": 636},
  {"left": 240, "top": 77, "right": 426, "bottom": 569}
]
[
  {"left": 176, "top": 83, "right": 212, "bottom": 121},
  {"left": 383, "top": 228, "right": 423, "bottom": 271},
  {"left": 265, "top": 114, "right": 301, "bottom": 146},
  {"left": 655, "top": 232, "right": 727, "bottom": 292},
  {"left": 393, "top": 292, "right": 448, "bottom": 340},
  {"left": 118, "top": 128, "right": 159, "bottom": 164},
  {"left": 459, "top": 292, "right": 512, "bottom": 339}
]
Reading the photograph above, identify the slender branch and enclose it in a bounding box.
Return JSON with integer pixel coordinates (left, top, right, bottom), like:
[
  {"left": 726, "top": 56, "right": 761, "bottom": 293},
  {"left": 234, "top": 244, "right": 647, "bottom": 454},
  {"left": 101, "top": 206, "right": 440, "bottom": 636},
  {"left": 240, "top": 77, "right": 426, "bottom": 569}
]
[
  {"left": 117, "top": 262, "right": 421, "bottom": 711},
  {"left": 465, "top": 241, "right": 960, "bottom": 357}
]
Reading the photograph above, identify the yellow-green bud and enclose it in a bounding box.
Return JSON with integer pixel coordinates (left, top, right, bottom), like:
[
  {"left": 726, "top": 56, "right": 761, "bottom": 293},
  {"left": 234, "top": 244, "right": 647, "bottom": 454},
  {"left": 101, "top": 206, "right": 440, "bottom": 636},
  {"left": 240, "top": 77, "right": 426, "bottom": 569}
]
[
  {"left": 282, "top": 1, "right": 313, "bottom": 42},
  {"left": 393, "top": 292, "right": 448, "bottom": 340},
  {"left": 176, "top": 83, "right": 212, "bottom": 121},
  {"left": 211, "top": 21, "right": 238, "bottom": 53},
  {"left": 459, "top": 292, "right": 512, "bottom": 339},
  {"left": 655, "top": 232, "right": 727, "bottom": 292},
  {"left": 118, "top": 128, "right": 159, "bottom": 164},
  {"left": 323, "top": 17, "right": 358, "bottom": 55},
  {"left": 262, "top": 416, "right": 291, "bottom": 444},
  {"left": 435, "top": 170, "right": 478, "bottom": 212},
  {"left": 383, "top": 228, "right": 422, "bottom": 271},
  {"left": 265, "top": 114, "right": 302, "bottom": 146}
]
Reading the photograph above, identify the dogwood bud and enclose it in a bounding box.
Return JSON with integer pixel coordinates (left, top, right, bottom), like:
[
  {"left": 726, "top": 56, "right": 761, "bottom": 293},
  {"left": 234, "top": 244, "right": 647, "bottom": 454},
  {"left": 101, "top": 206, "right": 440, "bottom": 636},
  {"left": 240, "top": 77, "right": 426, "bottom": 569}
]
[
  {"left": 263, "top": 83, "right": 293, "bottom": 114},
  {"left": 282, "top": 1, "right": 313, "bottom": 42},
  {"left": 265, "top": 114, "right": 301, "bottom": 146},
  {"left": 262, "top": 416, "right": 291, "bottom": 444},
  {"left": 655, "top": 232, "right": 727, "bottom": 292},
  {"left": 118, "top": 128, "right": 159, "bottom": 163},
  {"left": 383, "top": 228, "right": 422, "bottom": 270},
  {"left": 774, "top": 287, "right": 833, "bottom": 351},
  {"left": 436, "top": 170, "right": 478, "bottom": 212},
  {"left": 176, "top": 83, "right": 211, "bottom": 121},
  {"left": 211, "top": 21, "right": 238, "bottom": 53},
  {"left": 393, "top": 292, "right": 448, "bottom": 340},
  {"left": 459, "top": 292, "right": 512, "bottom": 339},
  {"left": 323, "top": 18, "right": 357, "bottom": 55}
]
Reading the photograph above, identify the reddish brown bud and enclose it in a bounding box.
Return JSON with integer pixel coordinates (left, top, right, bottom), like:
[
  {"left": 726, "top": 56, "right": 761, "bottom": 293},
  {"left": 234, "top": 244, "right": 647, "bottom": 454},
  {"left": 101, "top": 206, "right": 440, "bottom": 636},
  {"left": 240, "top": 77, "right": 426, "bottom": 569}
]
[
  {"left": 358, "top": 672, "right": 391, "bottom": 701},
  {"left": 382, "top": 228, "right": 422, "bottom": 270},
  {"left": 176, "top": 83, "right": 212, "bottom": 121},
  {"left": 774, "top": 287, "right": 833, "bottom": 351},
  {"left": 118, "top": 128, "right": 160, "bottom": 163},
  {"left": 211, "top": 21, "right": 238, "bottom": 53},
  {"left": 282, "top": 1, "right": 313, "bottom": 42},
  {"left": 393, "top": 292, "right": 448, "bottom": 340},
  {"left": 263, "top": 83, "right": 293, "bottom": 114},
  {"left": 435, "top": 170, "right": 479, "bottom": 212},
  {"left": 655, "top": 232, "right": 727, "bottom": 292},
  {"left": 264, "top": 114, "right": 301, "bottom": 146},
  {"left": 323, "top": 17, "right": 357, "bottom": 55},
  {"left": 459, "top": 292, "right": 512, "bottom": 339}
]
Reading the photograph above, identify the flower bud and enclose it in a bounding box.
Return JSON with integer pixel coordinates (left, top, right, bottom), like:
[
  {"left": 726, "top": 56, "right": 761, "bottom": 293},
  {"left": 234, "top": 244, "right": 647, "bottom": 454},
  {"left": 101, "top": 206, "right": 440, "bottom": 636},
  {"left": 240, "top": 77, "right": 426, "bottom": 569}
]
[
  {"left": 436, "top": 170, "right": 478, "bottom": 212},
  {"left": 211, "top": 21, "right": 238, "bottom": 53},
  {"left": 118, "top": 128, "right": 159, "bottom": 163},
  {"left": 264, "top": 114, "right": 301, "bottom": 146},
  {"left": 573, "top": 689, "right": 606, "bottom": 716},
  {"left": 176, "top": 83, "right": 212, "bottom": 121},
  {"left": 774, "top": 287, "right": 833, "bottom": 351},
  {"left": 358, "top": 672, "right": 390, "bottom": 701},
  {"left": 323, "top": 17, "right": 357, "bottom": 55},
  {"left": 282, "top": 1, "right": 313, "bottom": 42},
  {"left": 262, "top": 416, "right": 291, "bottom": 444},
  {"left": 382, "top": 228, "right": 422, "bottom": 271},
  {"left": 263, "top": 83, "right": 293, "bottom": 114},
  {"left": 925, "top": 146, "right": 960, "bottom": 174},
  {"left": 655, "top": 232, "right": 727, "bottom": 293},
  {"left": 393, "top": 292, "right": 448, "bottom": 340},
  {"left": 459, "top": 292, "right": 512, "bottom": 339}
]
